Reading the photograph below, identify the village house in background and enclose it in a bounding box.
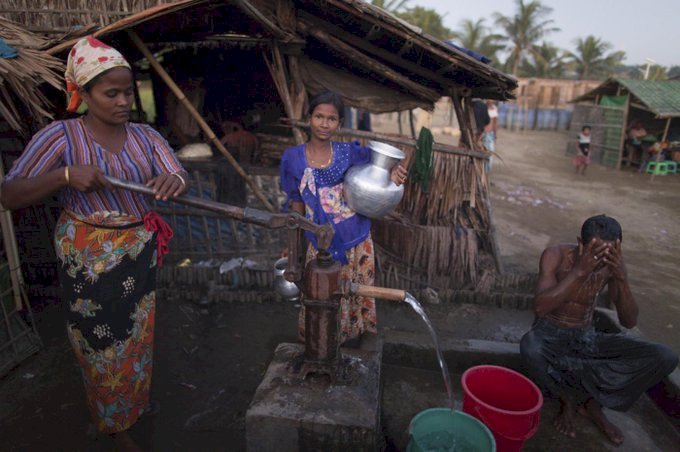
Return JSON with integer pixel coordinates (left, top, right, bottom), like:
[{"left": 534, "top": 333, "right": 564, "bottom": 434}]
[
  {"left": 569, "top": 78, "right": 680, "bottom": 170},
  {"left": 499, "top": 78, "right": 600, "bottom": 131}
]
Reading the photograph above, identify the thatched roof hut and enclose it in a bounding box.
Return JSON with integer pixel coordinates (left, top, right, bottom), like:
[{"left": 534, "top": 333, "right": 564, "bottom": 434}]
[
  {"left": 5, "top": 0, "right": 521, "bottom": 303},
  {"left": 45, "top": 0, "right": 516, "bottom": 106},
  {"left": 0, "top": 17, "right": 63, "bottom": 136}
]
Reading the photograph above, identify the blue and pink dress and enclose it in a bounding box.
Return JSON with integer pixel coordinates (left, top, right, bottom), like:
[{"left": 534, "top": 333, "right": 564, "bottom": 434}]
[{"left": 280, "top": 140, "right": 377, "bottom": 342}]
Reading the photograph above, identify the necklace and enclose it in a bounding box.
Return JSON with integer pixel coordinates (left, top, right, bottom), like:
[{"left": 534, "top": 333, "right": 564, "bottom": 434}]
[{"left": 306, "top": 143, "right": 332, "bottom": 168}]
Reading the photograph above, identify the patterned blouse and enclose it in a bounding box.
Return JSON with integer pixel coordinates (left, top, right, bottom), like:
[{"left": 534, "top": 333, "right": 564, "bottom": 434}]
[
  {"left": 6, "top": 118, "right": 184, "bottom": 219},
  {"left": 280, "top": 141, "right": 371, "bottom": 264}
]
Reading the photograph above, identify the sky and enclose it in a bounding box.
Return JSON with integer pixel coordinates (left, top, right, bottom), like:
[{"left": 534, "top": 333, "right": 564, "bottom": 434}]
[{"left": 409, "top": 0, "right": 678, "bottom": 68}]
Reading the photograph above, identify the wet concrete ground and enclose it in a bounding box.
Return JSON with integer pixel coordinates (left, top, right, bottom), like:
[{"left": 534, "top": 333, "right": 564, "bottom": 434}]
[{"left": 1, "top": 296, "right": 678, "bottom": 451}]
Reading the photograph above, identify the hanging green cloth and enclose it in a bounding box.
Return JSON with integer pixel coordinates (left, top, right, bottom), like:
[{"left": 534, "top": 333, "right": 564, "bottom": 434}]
[
  {"left": 599, "top": 95, "right": 627, "bottom": 108},
  {"left": 410, "top": 127, "right": 434, "bottom": 193}
]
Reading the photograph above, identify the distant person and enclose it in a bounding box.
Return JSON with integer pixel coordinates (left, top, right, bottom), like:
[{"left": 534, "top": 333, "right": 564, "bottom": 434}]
[
  {"left": 483, "top": 100, "right": 498, "bottom": 151},
  {"left": 520, "top": 215, "right": 678, "bottom": 446},
  {"left": 356, "top": 108, "right": 372, "bottom": 132},
  {"left": 483, "top": 100, "right": 498, "bottom": 172},
  {"left": 572, "top": 125, "right": 591, "bottom": 175},
  {"left": 626, "top": 120, "right": 647, "bottom": 164},
  {"left": 639, "top": 139, "right": 669, "bottom": 173},
  {"left": 472, "top": 98, "right": 490, "bottom": 144}
]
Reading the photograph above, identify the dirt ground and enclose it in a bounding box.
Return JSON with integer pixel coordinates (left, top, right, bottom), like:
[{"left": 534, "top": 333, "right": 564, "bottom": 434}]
[
  {"left": 487, "top": 128, "right": 680, "bottom": 352},
  {"left": 1, "top": 110, "right": 679, "bottom": 450}
]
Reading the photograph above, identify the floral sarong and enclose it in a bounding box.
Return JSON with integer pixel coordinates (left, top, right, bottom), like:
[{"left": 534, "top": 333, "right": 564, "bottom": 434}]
[
  {"left": 55, "top": 210, "right": 165, "bottom": 433},
  {"left": 298, "top": 235, "right": 377, "bottom": 344}
]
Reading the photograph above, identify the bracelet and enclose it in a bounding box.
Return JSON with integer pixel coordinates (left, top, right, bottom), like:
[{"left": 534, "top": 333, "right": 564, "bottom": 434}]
[
  {"left": 171, "top": 172, "right": 186, "bottom": 188},
  {"left": 64, "top": 166, "right": 70, "bottom": 186}
]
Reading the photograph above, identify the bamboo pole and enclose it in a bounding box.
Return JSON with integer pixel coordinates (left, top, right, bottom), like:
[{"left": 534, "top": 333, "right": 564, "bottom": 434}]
[
  {"left": 126, "top": 30, "right": 276, "bottom": 212},
  {"left": 462, "top": 96, "right": 480, "bottom": 151},
  {"left": 286, "top": 119, "right": 490, "bottom": 159},
  {"left": 287, "top": 55, "right": 308, "bottom": 121},
  {"left": 0, "top": 162, "right": 25, "bottom": 310},
  {"left": 263, "top": 45, "right": 306, "bottom": 145},
  {"left": 408, "top": 110, "right": 416, "bottom": 139},
  {"left": 451, "top": 93, "right": 473, "bottom": 149},
  {"left": 235, "top": 0, "right": 291, "bottom": 40},
  {"left": 617, "top": 94, "right": 630, "bottom": 170},
  {"left": 650, "top": 117, "right": 672, "bottom": 182}
]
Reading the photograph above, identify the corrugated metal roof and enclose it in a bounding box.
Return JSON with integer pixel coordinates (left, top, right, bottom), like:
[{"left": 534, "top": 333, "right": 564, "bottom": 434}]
[
  {"left": 571, "top": 78, "right": 680, "bottom": 118},
  {"left": 617, "top": 79, "right": 680, "bottom": 118}
]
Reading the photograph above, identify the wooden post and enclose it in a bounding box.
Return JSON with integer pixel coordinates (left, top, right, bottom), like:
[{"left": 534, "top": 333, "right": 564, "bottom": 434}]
[
  {"left": 661, "top": 117, "right": 672, "bottom": 142},
  {"left": 126, "top": 30, "right": 276, "bottom": 212},
  {"left": 0, "top": 161, "right": 25, "bottom": 310},
  {"left": 650, "top": 117, "right": 672, "bottom": 182},
  {"left": 616, "top": 94, "right": 630, "bottom": 170},
  {"left": 522, "top": 95, "right": 530, "bottom": 133},
  {"left": 451, "top": 93, "right": 473, "bottom": 149},
  {"left": 463, "top": 96, "right": 480, "bottom": 151},
  {"left": 131, "top": 68, "right": 146, "bottom": 122},
  {"left": 533, "top": 86, "right": 544, "bottom": 130},
  {"left": 408, "top": 110, "right": 416, "bottom": 139},
  {"left": 552, "top": 87, "right": 561, "bottom": 131},
  {"left": 287, "top": 55, "right": 308, "bottom": 122},
  {"left": 449, "top": 97, "right": 455, "bottom": 127},
  {"left": 263, "top": 45, "right": 306, "bottom": 145}
]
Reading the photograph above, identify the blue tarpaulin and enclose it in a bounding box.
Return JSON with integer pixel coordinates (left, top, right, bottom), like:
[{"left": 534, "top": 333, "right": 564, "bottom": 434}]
[
  {"left": 445, "top": 41, "right": 492, "bottom": 64},
  {"left": 0, "top": 39, "right": 18, "bottom": 59}
]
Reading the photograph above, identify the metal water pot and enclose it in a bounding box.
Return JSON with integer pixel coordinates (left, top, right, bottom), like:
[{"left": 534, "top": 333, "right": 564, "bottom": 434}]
[
  {"left": 273, "top": 257, "right": 300, "bottom": 302},
  {"left": 344, "top": 141, "right": 405, "bottom": 219}
]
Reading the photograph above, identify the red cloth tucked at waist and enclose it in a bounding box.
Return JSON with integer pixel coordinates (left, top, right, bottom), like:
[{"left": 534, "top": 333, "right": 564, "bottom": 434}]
[{"left": 143, "top": 211, "right": 173, "bottom": 267}]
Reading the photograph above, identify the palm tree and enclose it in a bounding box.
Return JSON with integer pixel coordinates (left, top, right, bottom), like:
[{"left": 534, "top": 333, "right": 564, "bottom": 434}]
[
  {"left": 450, "top": 18, "right": 505, "bottom": 65},
  {"left": 493, "top": 0, "right": 559, "bottom": 76},
  {"left": 520, "top": 41, "right": 565, "bottom": 78},
  {"left": 565, "top": 36, "right": 625, "bottom": 79}
]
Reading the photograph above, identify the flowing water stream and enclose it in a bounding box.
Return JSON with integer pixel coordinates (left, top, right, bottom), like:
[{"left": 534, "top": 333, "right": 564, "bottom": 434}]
[{"left": 404, "top": 292, "right": 453, "bottom": 410}]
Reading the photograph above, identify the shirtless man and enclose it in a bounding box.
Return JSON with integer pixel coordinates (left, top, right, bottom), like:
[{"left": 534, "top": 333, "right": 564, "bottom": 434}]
[{"left": 520, "top": 215, "right": 678, "bottom": 445}]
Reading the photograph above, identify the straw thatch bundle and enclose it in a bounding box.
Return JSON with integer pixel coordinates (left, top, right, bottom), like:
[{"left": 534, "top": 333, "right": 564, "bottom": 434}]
[
  {"left": 1, "top": 0, "right": 171, "bottom": 35},
  {"left": 373, "top": 221, "right": 480, "bottom": 287},
  {"left": 400, "top": 152, "right": 489, "bottom": 227},
  {"left": 0, "top": 17, "right": 64, "bottom": 135}
]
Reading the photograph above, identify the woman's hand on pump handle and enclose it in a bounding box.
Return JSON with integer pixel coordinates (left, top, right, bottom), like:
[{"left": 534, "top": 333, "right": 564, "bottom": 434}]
[
  {"left": 390, "top": 164, "right": 408, "bottom": 186},
  {"left": 146, "top": 172, "right": 187, "bottom": 201},
  {"left": 66, "top": 165, "right": 113, "bottom": 192}
]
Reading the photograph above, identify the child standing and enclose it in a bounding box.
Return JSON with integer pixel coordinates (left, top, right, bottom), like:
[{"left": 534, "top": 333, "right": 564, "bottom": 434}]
[{"left": 573, "top": 125, "right": 592, "bottom": 175}]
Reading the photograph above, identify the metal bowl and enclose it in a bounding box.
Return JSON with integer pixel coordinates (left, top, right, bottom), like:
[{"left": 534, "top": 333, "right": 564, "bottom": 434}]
[{"left": 273, "top": 257, "right": 300, "bottom": 302}]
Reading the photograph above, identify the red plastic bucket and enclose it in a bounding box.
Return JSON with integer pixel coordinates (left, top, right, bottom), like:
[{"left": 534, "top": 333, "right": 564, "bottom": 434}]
[{"left": 462, "top": 365, "right": 543, "bottom": 452}]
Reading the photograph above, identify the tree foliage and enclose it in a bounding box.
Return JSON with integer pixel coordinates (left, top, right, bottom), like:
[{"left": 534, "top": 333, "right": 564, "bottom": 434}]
[
  {"left": 493, "top": 0, "right": 559, "bottom": 76},
  {"left": 450, "top": 18, "right": 505, "bottom": 65},
  {"left": 373, "top": 0, "right": 668, "bottom": 80},
  {"left": 565, "top": 35, "right": 625, "bottom": 80},
  {"left": 519, "top": 41, "right": 566, "bottom": 78},
  {"left": 396, "top": 6, "right": 453, "bottom": 40}
]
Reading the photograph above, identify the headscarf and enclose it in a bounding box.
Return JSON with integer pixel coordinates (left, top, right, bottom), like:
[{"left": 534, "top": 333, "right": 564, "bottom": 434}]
[{"left": 65, "top": 36, "right": 131, "bottom": 112}]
